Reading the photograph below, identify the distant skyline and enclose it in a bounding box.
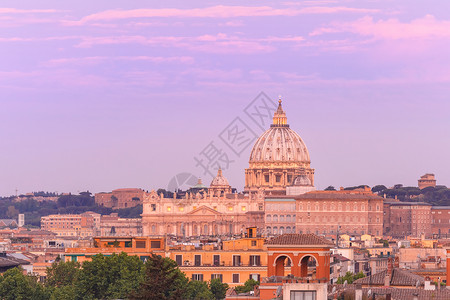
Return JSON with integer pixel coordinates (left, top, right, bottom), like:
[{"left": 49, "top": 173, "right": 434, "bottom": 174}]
[{"left": 1, "top": 1, "right": 450, "bottom": 197}]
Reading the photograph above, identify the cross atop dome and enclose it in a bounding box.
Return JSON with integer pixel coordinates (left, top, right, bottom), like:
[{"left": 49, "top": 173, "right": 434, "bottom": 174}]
[{"left": 272, "top": 96, "right": 288, "bottom": 127}]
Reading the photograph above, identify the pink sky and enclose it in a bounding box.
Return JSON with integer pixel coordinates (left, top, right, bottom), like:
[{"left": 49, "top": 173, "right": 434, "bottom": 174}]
[{"left": 1, "top": 1, "right": 450, "bottom": 196}]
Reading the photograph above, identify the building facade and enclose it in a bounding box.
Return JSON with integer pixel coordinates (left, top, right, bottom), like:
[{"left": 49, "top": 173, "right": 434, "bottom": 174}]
[
  {"left": 100, "top": 213, "right": 142, "bottom": 236},
  {"left": 431, "top": 206, "right": 450, "bottom": 236},
  {"left": 266, "top": 188, "right": 384, "bottom": 237},
  {"left": 383, "top": 201, "right": 432, "bottom": 238},
  {"left": 142, "top": 176, "right": 265, "bottom": 237},
  {"left": 418, "top": 173, "right": 436, "bottom": 189},
  {"left": 95, "top": 188, "right": 146, "bottom": 209},
  {"left": 40, "top": 213, "right": 100, "bottom": 237}
]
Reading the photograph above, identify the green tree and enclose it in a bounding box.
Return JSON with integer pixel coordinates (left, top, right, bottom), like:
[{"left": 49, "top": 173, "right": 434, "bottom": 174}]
[
  {"left": 6, "top": 205, "right": 19, "bottom": 218},
  {"left": 185, "top": 280, "right": 213, "bottom": 299},
  {"left": 234, "top": 278, "right": 258, "bottom": 294},
  {"left": 324, "top": 186, "right": 336, "bottom": 191},
  {"left": 209, "top": 278, "right": 229, "bottom": 300},
  {"left": 371, "top": 185, "right": 387, "bottom": 194},
  {"left": 336, "top": 271, "right": 365, "bottom": 284},
  {"left": 0, "top": 267, "right": 49, "bottom": 300},
  {"left": 75, "top": 252, "right": 144, "bottom": 300},
  {"left": 45, "top": 260, "right": 80, "bottom": 288},
  {"left": 129, "top": 253, "right": 189, "bottom": 300},
  {"left": 49, "top": 285, "right": 76, "bottom": 300}
]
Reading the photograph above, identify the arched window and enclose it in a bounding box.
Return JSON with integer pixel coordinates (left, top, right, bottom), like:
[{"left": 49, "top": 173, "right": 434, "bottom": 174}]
[
  {"left": 280, "top": 227, "right": 285, "bottom": 234},
  {"left": 273, "top": 215, "right": 278, "bottom": 222},
  {"left": 266, "top": 214, "right": 272, "bottom": 222},
  {"left": 286, "top": 226, "right": 291, "bottom": 233},
  {"left": 280, "top": 215, "right": 285, "bottom": 222},
  {"left": 266, "top": 226, "right": 272, "bottom": 234},
  {"left": 273, "top": 227, "right": 278, "bottom": 234},
  {"left": 286, "top": 215, "right": 291, "bottom": 222}
]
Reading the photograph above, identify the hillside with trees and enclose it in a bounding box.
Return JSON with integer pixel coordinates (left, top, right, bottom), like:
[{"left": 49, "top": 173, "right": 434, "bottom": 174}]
[{"left": 0, "top": 192, "right": 143, "bottom": 227}]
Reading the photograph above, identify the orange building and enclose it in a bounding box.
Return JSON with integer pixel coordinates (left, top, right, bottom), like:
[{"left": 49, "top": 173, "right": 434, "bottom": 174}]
[
  {"left": 64, "top": 230, "right": 335, "bottom": 293},
  {"left": 65, "top": 236, "right": 165, "bottom": 263}
]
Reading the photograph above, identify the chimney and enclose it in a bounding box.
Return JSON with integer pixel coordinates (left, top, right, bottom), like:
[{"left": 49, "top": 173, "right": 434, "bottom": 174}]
[
  {"left": 385, "top": 257, "right": 393, "bottom": 287},
  {"left": 424, "top": 276, "right": 435, "bottom": 290},
  {"left": 384, "top": 273, "right": 391, "bottom": 287}
]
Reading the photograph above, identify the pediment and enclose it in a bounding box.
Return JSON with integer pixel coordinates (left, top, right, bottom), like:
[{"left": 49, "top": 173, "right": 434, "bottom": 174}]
[{"left": 187, "top": 205, "right": 223, "bottom": 216}]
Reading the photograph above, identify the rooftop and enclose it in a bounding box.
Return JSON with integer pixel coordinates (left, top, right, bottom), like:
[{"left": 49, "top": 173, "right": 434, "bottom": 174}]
[
  {"left": 265, "top": 234, "right": 334, "bottom": 246},
  {"left": 354, "top": 268, "right": 424, "bottom": 287}
]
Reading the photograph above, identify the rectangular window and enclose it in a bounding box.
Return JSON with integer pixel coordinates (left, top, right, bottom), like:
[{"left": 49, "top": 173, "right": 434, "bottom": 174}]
[
  {"left": 150, "top": 241, "right": 161, "bottom": 248},
  {"left": 211, "top": 274, "right": 223, "bottom": 282},
  {"left": 276, "top": 175, "right": 281, "bottom": 182},
  {"left": 124, "top": 241, "right": 132, "bottom": 248},
  {"left": 249, "top": 274, "right": 260, "bottom": 282},
  {"left": 175, "top": 255, "right": 182, "bottom": 266},
  {"left": 213, "top": 255, "right": 220, "bottom": 266},
  {"left": 265, "top": 175, "right": 270, "bottom": 183},
  {"left": 232, "top": 273, "right": 240, "bottom": 283},
  {"left": 233, "top": 255, "right": 241, "bottom": 266},
  {"left": 151, "top": 204, "right": 156, "bottom": 211},
  {"left": 251, "top": 240, "right": 257, "bottom": 246},
  {"left": 195, "top": 255, "right": 201, "bottom": 266},
  {"left": 192, "top": 274, "right": 204, "bottom": 281},
  {"left": 250, "top": 255, "right": 261, "bottom": 266},
  {"left": 287, "top": 174, "right": 292, "bottom": 183},
  {"left": 136, "top": 241, "right": 146, "bottom": 248},
  {"left": 290, "top": 291, "right": 316, "bottom": 300}
]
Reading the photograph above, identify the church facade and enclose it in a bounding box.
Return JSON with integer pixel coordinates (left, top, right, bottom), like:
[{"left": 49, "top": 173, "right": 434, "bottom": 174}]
[{"left": 142, "top": 99, "right": 384, "bottom": 237}]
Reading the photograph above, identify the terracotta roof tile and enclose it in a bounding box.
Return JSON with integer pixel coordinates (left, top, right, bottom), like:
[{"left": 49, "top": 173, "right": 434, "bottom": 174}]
[
  {"left": 265, "top": 234, "right": 334, "bottom": 246},
  {"left": 330, "top": 285, "right": 450, "bottom": 300},
  {"left": 354, "top": 268, "right": 424, "bottom": 286}
]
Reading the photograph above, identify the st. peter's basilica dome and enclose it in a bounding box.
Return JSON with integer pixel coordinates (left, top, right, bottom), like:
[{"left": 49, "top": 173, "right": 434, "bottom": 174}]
[{"left": 244, "top": 98, "right": 315, "bottom": 194}]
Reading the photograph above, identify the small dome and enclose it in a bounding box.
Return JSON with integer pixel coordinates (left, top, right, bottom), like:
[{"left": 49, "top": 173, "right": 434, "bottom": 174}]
[
  {"left": 210, "top": 168, "right": 230, "bottom": 187},
  {"left": 191, "top": 178, "right": 208, "bottom": 189},
  {"left": 292, "top": 175, "right": 312, "bottom": 186}
]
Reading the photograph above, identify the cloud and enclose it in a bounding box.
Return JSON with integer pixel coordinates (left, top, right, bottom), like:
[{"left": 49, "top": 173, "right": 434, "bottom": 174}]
[
  {"left": 310, "top": 15, "right": 450, "bottom": 40},
  {"left": 64, "top": 5, "right": 379, "bottom": 26},
  {"left": 42, "top": 56, "right": 194, "bottom": 67},
  {"left": 0, "top": 8, "right": 61, "bottom": 14},
  {"left": 219, "top": 20, "right": 244, "bottom": 27},
  {"left": 74, "top": 33, "right": 304, "bottom": 54}
]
